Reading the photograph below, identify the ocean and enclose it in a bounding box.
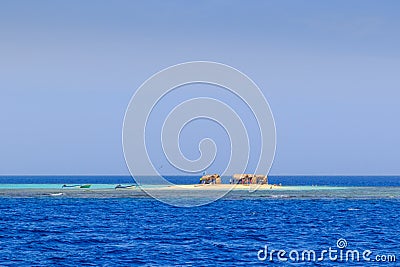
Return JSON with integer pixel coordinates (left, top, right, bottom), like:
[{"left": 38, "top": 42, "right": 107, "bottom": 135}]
[{"left": 0, "top": 176, "right": 399, "bottom": 266}]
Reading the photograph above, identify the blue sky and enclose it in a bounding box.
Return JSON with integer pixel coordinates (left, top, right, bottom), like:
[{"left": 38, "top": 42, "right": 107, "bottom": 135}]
[{"left": 0, "top": 0, "right": 399, "bottom": 175}]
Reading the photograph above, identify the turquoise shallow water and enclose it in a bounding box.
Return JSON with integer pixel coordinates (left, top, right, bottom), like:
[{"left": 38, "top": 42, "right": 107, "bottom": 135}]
[
  {"left": 0, "top": 185, "right": 398, "bottom": 201},
  {"left": 0, "top": 184, "right": 122, "bottom": 189}
]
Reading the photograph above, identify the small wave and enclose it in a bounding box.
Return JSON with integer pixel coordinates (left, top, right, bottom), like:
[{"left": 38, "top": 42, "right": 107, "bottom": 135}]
[
  {"left": 49, "top": 193, "right": 63, "bottom": 197},
  {"left": 347, "top": 208, "right": 361, "bottom": 211}
]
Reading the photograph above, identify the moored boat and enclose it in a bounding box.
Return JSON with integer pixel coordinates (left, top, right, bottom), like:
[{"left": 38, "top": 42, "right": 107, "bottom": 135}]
[
  {"left": 62, "top": 184, "right": 92, "bottom": 189},
  {"left": 115, "top": 184, "right": 137, "bottom": 189}
]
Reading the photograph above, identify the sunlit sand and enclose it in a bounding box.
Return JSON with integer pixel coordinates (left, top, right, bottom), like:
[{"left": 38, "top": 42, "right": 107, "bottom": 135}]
[{"left": 147, "top": 184, "right": 347, "bottom": 191}]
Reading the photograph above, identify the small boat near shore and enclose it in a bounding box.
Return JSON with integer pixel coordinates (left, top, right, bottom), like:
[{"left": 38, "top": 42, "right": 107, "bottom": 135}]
[
  {"left": 115, "top": 184, "right": 137, "bottom": 189},
  {"left": 62, "top": 184, "right": 92, "bottom": 189}
]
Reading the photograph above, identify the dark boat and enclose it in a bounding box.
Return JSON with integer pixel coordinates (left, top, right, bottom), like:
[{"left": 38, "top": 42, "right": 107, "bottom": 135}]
[
  {"left": 115, "top": 184, "right": 137, "bottom": 189},
  {"left": 62, "top": 184, "right": 92, "bottom": 189}
]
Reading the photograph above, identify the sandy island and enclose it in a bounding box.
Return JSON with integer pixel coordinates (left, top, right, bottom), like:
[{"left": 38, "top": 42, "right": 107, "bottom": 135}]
[{"left": 144, "top": 184, "right": 344, "bottom": 191}]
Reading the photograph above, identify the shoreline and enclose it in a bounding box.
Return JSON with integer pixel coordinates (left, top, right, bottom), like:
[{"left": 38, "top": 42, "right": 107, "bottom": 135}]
[
  {"left": 0, "top": 183, "right": 351, "bottom": 190},
  {"left": 0, "top": 184, "right": 398, "bottom": 199},
  {"left": 152, "top": 184, "right": 349, "bottom": 191}
]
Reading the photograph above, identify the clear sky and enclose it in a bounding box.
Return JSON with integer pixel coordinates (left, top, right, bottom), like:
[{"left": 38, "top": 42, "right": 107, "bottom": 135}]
[{"left": 0, "top": 0, "right": 399, "bottom": 175}]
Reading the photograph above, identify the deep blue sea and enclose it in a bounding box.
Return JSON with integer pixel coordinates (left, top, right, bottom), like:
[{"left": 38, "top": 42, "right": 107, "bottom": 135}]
[{"left": 0, "top": 176, "right": 399, "bottom": 266}]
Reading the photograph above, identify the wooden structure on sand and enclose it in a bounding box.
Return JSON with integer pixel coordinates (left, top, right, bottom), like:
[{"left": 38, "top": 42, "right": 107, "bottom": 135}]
[
  {"left": 232, "top": 174, "right": 268, "bottom": 185},
  {"left": 199, "top": 174, "right": 221, "bottom": 184}
]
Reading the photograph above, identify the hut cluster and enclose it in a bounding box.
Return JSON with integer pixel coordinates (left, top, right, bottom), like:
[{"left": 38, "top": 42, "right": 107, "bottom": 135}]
[
  {"left": 199, "top": 174, "right": 268, "bottom": 185},
  {"left": 231, "top": 174, "right": 268, "bottom": 185}
]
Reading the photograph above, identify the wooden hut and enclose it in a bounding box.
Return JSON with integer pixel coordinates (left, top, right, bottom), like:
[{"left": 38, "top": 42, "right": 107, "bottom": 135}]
[
  {"left": 199, "top": 174, "right": 221, "bottom": 184},
  {"left": 232, "top": 174, "right": 268, "bottom": 185}
]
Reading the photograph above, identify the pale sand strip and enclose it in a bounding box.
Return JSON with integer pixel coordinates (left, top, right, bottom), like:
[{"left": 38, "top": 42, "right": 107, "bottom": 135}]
[{"left": 144, "top": 184, "right": 346, "bottom": 191}]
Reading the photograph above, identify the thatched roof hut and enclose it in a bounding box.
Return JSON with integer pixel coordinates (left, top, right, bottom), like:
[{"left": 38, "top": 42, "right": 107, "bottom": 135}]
[
  {"left": 200, "top": 174, "right": 221, "bottom": 184},
  {"left": 232, "top": 174, "right": 268, "bottom": 185}
]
